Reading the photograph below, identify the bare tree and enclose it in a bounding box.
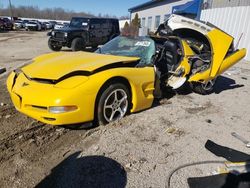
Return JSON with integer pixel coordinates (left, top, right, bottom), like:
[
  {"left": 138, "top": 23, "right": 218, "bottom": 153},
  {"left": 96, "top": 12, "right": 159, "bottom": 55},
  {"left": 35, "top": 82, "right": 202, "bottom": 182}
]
[{"left": 0, "top": 5, "right": 94, "bottom": 20}]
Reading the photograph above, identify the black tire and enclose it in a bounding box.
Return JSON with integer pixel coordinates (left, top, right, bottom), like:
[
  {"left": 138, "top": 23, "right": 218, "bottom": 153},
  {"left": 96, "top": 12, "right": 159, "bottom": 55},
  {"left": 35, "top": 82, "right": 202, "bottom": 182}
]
[
  {"left": 190, "top": 78, "right": 217, "bottom": 95},
  {"left": 71, "top": 38, "right": 85, "bottom": 51},
  {"left": 48, "top": 38, "right": 62, "bottom": 51},
  {"left": 97, "top": 83, "right": 131, "bottom": 125}
]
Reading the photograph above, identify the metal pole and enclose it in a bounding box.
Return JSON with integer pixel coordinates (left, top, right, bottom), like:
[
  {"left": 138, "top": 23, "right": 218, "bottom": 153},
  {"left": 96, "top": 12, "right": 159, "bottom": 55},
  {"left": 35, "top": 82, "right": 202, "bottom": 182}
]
[{"left": 8, "top": 0, "right": 13, "bottom": 20}]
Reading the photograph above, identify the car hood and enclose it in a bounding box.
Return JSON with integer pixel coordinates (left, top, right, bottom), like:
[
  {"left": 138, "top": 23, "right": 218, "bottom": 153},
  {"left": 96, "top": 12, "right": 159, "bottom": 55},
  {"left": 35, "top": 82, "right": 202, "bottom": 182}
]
[
  {"left": 22, "top": 52, "right": 139, "bottom": 81},
  {"left": 54, "top": 27, "right": 86, "bottom": 32}
]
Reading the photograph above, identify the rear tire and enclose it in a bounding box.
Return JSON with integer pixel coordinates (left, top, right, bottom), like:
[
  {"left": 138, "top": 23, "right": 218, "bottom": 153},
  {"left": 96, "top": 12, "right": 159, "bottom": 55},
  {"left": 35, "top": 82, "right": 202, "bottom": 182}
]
[
  {"left": 190, "top": 78, "right": 217, "bottom": 95},
  {"left": 48, "top": 38, "right": 62, "bottom": 51},
  {"left": 71, "top": 38, "right": 85, "bottom": 51},
  {"left": 97, "top": 83, "right": 130, "bottom": 125}
]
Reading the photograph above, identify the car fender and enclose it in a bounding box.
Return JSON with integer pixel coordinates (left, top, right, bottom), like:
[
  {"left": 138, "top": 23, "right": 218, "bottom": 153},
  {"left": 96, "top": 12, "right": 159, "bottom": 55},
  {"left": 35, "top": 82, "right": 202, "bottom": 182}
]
[{"left": 74, "top": 67, "right": 155, "bottom": 118}]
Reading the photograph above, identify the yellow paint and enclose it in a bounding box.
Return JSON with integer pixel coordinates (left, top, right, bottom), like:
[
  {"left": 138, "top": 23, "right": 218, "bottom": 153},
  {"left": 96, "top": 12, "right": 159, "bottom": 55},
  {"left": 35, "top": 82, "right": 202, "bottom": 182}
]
[
  {"left": 189, "top": 49, "right": 246, "bottom": 82},
  {"left": 188, "top": 28, "right": 246, "bottom": 83},
  {"left": 206, "top": 29, "right": 234, "bottom": 77},
  {"left": 175, "top": 40, "right": 195, "bottom": 76},
  {"left": 7, "top": 64, "right": 155, "bottom": 125},
  {"left": 23, "top": 52, "right": 140, "bottom": 80}
]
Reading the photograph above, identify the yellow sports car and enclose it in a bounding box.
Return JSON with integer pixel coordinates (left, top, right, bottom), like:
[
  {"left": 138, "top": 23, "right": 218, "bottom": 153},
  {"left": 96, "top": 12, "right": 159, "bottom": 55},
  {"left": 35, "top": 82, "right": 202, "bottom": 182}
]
[{"left": 7, "top": 15, "right": 246, "bottom": 126}]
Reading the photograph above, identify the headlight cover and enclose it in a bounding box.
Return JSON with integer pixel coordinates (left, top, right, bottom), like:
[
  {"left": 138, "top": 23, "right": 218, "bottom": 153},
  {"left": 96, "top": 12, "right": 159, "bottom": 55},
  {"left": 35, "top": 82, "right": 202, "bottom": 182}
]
[{"left": 49, "top": 106, "right": 78, "bottom": 114}]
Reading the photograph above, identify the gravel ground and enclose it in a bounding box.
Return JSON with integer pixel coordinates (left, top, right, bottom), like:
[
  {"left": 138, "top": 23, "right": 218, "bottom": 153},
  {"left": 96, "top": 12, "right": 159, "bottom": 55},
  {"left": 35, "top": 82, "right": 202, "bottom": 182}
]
[{"left": 0, "top": 31, "right": 249, "bottom": 188}]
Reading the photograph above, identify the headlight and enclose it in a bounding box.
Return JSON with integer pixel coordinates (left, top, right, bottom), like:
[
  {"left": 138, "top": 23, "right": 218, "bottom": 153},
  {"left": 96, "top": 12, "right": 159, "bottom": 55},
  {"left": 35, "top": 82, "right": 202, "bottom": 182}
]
[
  {"left": 49, "top": 106, "right": 78, "bottom": 114},
  {"left": 64, "top": 32, "right": 68, "bottom": 37},
  {"left": 51, "top": 31, "right": 55, "bottom": 36}
]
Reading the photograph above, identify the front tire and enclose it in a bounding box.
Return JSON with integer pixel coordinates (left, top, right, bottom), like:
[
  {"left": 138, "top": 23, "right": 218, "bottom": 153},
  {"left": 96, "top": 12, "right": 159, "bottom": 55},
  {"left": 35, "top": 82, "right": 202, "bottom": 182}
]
[
  {"left": 97, "top": 83, "right": 130, "bottom": 125},
  {"left": 71, "top": 38, "right": 85, "bottom": 51},
  {"left": 190, "top": 78, "right": 217, "bottom": 95},
  {"left": 48, "top": 38, "right": 62, "bottom": 51}
]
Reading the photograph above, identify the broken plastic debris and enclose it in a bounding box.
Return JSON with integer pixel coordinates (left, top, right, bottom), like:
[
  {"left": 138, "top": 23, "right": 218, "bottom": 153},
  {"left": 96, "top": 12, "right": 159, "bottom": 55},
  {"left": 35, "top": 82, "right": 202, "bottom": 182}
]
[
  {"left": 166, "top": 127, "right": 177, "bottom": 134},
  {"left": 216, "top": 162, "right": 250, "bottom": 175},
  {"left": 5, "top": 115, "right": 11, "bottom": 119},
  {"left": 0, "top": 102, "right": 7, "bottom": 106},
  {"left": 0, "top": 67, "right": 6, "bottom": 74}
]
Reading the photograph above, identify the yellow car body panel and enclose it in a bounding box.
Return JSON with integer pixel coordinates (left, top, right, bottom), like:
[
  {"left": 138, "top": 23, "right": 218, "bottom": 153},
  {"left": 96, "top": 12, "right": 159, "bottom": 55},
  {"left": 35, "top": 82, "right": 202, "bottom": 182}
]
[
  {"left": 189, "top": 48, "right": 246, "bottom": 82},
  {"left": 206, "top": 29, "right": 233, "bottom": 78},
  {"left": 188, "top": 28, "right": 246, "bottom": 82},
  {"left": 7, "top": 65, "right": 155, "bottom": 125},
  {"left": 23, "top": 52, "right": 140, "bottom": 80},
  {"left": 177, "top": 40, "right": 195, "bottom": 76}
]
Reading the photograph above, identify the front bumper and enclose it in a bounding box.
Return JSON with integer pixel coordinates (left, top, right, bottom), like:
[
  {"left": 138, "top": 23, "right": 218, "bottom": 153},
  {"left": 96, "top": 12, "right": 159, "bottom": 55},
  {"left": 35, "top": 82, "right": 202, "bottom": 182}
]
[
  {"left": 26, "top": 26, "right": 38, "bottom": 30},
  {"left": 50, "top": 37, "right": 68, "bottom": 46},
  {"left": 7, "top": 72, "right": 95, "bottom": 125}
]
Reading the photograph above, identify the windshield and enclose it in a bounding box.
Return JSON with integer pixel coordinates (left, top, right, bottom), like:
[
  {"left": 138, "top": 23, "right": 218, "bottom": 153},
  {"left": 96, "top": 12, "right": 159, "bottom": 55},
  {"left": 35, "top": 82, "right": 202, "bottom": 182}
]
[
  {"left": 70, "top": 18, "right": 89, "bottom": 28},
  {"left": 97, "top": 36, "right": 155, "bottom": 65}
]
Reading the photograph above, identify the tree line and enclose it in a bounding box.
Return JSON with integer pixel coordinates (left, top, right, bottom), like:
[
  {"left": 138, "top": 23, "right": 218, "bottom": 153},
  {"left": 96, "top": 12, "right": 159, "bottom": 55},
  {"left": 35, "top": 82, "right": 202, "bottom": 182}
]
[{"left": 0, "top": 5, "right": 129, "bottom": 20}]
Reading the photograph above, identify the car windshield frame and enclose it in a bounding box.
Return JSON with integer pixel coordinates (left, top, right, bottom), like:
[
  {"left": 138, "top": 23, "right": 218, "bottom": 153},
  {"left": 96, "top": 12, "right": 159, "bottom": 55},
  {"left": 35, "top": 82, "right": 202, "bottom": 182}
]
[
  {"left": 70, "top": 18, "right": 89, "bottom": 28},
  {"left": 96, "top": 36, "right": 156, "bottom": 66}
]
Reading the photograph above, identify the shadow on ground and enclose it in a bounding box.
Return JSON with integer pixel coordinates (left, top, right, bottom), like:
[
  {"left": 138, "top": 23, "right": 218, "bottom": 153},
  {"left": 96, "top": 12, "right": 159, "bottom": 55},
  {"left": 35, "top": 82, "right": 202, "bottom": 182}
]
[
  {"left": 36, "top": 152, "right": 127, "bottom": 188},
  {"left": 214, "top": 76, "right": 244, "bottom": 94}
]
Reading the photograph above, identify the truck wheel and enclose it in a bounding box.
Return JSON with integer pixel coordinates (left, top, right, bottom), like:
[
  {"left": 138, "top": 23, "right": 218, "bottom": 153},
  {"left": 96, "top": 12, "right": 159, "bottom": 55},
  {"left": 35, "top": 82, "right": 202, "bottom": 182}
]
[
  {"left": 71, "top": 38, "right": 85, "bottom": 51},
  {"left": 48, "top": 38, "right": 62, "bottom": 51}
]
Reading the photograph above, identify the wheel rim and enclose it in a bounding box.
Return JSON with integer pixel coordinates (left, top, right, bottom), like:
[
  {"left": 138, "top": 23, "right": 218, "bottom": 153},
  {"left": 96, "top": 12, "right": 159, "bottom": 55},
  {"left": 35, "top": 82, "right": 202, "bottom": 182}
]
[
  {"left": 103, "top": 89, "right": 128, "bottom": 123},
  {"left": 201, "top": 79, "right": 216, "bottom": 91}
]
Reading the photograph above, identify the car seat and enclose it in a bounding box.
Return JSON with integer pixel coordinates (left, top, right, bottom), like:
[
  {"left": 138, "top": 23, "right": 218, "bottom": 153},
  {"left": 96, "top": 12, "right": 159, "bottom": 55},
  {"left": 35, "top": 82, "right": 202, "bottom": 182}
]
[{"left": 163, "top": 40, "right": 178, "bottom": 70}]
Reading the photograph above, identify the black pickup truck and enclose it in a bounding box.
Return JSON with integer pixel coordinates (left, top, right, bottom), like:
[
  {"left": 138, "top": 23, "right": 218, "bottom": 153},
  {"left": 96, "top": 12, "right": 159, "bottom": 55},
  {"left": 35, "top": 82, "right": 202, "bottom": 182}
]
[{"left": 48, "top": 17, "right": 120, "bottom": 51}]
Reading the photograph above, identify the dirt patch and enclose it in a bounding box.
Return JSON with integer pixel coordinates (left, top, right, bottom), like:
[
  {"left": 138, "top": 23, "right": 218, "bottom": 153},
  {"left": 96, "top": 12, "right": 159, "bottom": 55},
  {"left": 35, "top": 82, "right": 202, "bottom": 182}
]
[
  {"left": 185, "top": 101, "right": 214, "bottom": 114},
  {"left": 0, "top": 35, "right": 31, "bottom": 42}
]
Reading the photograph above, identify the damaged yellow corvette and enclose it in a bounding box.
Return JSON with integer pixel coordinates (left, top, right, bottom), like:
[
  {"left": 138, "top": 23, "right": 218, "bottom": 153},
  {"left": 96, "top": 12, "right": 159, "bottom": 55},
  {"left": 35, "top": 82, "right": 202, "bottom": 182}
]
[{"left": 7, "top": 15, "right": 246, "bottom": 126}]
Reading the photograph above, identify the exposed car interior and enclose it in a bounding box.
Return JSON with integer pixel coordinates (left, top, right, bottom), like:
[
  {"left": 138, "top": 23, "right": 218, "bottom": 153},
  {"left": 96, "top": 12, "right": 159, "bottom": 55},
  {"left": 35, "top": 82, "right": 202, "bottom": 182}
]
[
  {"left": 150, "top": 36, "right": 183, "bottom": 78},
  {"left": 171, "top": 29, "right": 213, "bottom": 74}
]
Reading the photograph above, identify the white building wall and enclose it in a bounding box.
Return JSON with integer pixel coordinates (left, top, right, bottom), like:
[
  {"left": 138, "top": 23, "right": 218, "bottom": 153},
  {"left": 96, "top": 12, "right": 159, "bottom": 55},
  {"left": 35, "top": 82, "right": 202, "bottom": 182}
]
[
  {"left": 131, "top": 0, "right": 189, "bottom": 32},
  {"left": 119, "top": 19, "right": 130, "bottom": 30},
  {"left": 201, "top": 6, "right": 250, "bottom": 61}
]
